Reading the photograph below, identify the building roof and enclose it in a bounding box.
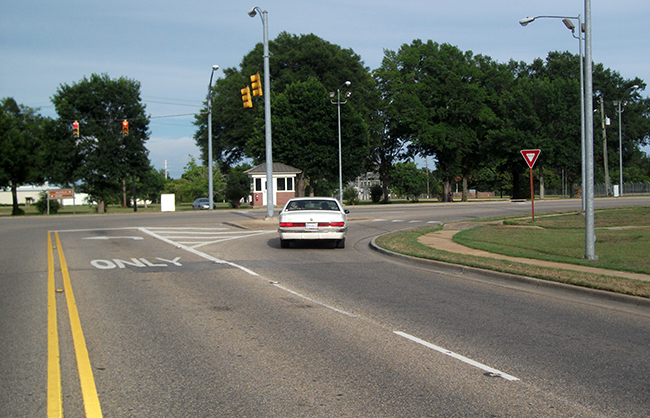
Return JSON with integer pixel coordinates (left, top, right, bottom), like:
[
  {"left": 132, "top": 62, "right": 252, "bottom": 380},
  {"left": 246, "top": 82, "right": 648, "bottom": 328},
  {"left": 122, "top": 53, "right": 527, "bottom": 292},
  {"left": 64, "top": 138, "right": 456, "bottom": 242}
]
[{"left": 243, "top": 162, "right": 302, "bottom": 175}]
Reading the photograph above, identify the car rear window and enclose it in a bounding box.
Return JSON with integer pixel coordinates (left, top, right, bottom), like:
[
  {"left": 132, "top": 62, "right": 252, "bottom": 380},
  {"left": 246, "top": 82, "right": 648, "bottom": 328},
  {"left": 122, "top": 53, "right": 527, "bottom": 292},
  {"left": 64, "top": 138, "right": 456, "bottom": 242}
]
[{"left": 286, "top": 200, "right": 338, "bottom": 211}]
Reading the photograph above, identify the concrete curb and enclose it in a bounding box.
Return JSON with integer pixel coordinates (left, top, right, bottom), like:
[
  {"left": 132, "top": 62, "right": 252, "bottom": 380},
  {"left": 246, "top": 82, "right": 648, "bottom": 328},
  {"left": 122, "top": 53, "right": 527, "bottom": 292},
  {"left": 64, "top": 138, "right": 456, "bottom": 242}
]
[{"left": 369, "top": 237, "right": 650, "bottom": 311}]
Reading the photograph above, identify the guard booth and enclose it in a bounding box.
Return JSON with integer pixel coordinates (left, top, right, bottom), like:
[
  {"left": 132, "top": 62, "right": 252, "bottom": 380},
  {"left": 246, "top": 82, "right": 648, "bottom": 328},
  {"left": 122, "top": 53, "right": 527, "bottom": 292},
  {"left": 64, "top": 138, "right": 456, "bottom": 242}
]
[{"left": 244, "top": 163, "right": 301, "bottom": 207}]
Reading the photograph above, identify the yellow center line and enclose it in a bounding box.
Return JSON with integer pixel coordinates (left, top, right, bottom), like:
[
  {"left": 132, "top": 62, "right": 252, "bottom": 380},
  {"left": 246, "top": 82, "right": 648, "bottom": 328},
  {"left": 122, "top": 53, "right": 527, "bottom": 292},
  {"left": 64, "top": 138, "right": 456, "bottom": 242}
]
[
  {"left": 47, "top": 232, "right": 63, "bottom": 418},
  {"left": 53, "top": 231, "right": 103, "bottom": 417}
]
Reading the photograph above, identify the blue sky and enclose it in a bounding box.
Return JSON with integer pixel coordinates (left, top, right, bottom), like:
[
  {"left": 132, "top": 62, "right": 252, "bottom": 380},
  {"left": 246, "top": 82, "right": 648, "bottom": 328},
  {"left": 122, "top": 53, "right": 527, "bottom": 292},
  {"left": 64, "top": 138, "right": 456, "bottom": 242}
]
[{"left": 2, "top": 1, "right": 649, "bottom": 178}]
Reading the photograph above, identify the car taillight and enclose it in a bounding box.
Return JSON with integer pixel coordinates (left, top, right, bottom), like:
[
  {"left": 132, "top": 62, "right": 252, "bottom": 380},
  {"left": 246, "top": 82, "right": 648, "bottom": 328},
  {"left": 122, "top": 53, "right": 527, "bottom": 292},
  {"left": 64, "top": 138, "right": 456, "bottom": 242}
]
[
  {"left": 329, "top": 222, "right": 345, "bottom": 227},
  {"left": 280, "top": 222, "right": 306, "bottom": 227}
]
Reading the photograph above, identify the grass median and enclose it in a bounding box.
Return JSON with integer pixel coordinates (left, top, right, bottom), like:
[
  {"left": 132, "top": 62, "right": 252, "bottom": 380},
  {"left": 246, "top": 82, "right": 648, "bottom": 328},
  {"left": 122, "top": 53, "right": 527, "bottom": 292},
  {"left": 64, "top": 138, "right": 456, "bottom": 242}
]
[{"left": 375, "top": 206, "right": 650, "bottom": 298}]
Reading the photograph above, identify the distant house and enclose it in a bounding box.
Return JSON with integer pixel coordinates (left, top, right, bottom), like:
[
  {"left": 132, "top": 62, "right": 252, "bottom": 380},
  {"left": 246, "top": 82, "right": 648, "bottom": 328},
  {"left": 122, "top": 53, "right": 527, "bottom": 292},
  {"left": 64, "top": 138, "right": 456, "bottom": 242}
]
[{"left": 244, "top": 163, "right": 302, "bottom": 207}]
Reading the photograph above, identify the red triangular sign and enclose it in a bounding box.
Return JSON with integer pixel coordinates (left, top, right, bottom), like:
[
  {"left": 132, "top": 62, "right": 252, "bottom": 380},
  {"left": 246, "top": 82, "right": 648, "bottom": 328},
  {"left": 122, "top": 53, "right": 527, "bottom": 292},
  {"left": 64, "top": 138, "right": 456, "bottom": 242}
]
[{"left": 520, "top": 149, "right": 541, "bottom": 169}]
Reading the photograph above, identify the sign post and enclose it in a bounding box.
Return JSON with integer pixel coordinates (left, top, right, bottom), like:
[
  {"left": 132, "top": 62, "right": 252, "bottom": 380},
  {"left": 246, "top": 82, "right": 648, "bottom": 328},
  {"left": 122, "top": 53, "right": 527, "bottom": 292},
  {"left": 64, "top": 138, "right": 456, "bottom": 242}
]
[{"left": 520, "top": 149, "right": 541, "bottom": 221}]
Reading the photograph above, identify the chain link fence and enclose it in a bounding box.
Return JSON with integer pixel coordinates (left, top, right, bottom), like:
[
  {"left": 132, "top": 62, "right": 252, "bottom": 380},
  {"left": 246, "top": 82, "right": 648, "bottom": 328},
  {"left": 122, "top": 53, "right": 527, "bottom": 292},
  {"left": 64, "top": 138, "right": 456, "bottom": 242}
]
[{"left": 546, "top": 183, "right": 650, "bottom": 198}]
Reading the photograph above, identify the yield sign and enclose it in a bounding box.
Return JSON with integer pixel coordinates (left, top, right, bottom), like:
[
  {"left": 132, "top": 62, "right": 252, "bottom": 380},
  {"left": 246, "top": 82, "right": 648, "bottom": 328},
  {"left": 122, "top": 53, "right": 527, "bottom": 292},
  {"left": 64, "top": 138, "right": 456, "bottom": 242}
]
[{"left": 520, "top": 149, "right": 541, "bottom": 169}]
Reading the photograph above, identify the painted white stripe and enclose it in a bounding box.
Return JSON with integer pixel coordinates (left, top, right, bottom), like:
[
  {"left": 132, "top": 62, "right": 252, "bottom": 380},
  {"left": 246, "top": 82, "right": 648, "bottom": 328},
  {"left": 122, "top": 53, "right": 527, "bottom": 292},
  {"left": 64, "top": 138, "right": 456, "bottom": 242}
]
[
  {"left": 272, "top": 283, "right": 356, "bottom": 318},
  {"left": 427, "top": 220, "right": 442, "bottom": 224},
  {"left": 372, "top": 219, "right": 387, "bottom": 222},
  {"left": 392, "top": 220, "right": 405, "bottom": 223},
  {"left": 83, "top": 236, "right": 143, "bottom": 240},
  {"left": 393, "top": 331, "right": 519, "bottom": 381},
  {"left": 138, "top": 227, "right": 259, "bottom": 276},
  {"left": 409, "top": 220, "right": 423, "bottom": 223}
]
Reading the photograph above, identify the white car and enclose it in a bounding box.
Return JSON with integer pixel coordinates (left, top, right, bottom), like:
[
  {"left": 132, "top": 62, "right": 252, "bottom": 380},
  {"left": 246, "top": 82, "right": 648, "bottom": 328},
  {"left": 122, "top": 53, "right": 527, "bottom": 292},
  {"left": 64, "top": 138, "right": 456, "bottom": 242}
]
[{"left": 278, "top": 197, "right": 349, "bottom": 248}]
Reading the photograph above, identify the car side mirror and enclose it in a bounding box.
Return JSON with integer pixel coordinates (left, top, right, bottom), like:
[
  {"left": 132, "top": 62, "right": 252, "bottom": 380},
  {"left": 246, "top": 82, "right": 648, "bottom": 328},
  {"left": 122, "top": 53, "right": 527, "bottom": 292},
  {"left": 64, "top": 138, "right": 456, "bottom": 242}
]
[{"left": 345, "top": 209, "right": 350, "bottom": 214}]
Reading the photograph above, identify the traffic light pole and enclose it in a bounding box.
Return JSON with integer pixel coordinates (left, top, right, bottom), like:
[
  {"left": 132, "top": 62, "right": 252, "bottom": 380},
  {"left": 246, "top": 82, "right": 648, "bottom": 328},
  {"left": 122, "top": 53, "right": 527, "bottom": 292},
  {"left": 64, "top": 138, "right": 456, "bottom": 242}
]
[{"left": 249, "top": 7, "right": 274, "bottom": 219}]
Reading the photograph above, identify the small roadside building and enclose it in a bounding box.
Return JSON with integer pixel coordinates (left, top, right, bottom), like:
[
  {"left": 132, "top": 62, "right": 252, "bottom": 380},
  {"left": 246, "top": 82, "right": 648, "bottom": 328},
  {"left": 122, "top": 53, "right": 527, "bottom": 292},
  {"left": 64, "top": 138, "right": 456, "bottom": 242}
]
[{"left": 244, "top": 163, "right": 302, "bottom": 207}]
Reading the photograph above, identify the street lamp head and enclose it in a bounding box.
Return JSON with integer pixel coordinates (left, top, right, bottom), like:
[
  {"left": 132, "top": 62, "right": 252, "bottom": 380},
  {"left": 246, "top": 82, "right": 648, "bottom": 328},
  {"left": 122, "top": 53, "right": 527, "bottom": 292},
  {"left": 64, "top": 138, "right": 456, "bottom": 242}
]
[
  {"left": 212, "top": 65, "right": 219, "bottom": 71},
  {"left": 344, "top": 91, "right": 352, "bottom": 99},
  {"left": 329, "top": 92, "right": 336, "bottom": 99},
  {"left": 344, "top": 81, "right": 351, "bottom": 87},
  {"left": 248, "top": 7, "right": 257, "bottom": 18},
  {"left": 562, "top": 19, "right": 575, "bottom": 32},
  {"left": 519, "top": 17, "right": 535, "bottom": 26},
  {"left": 631, "top": 84, "right": 640, "bottom": 91}
]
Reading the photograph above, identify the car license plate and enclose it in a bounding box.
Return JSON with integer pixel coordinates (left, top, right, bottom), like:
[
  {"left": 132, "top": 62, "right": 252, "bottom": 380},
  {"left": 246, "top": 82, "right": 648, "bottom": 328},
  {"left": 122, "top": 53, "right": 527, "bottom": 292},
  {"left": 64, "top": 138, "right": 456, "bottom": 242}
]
[{"left": 306, "top": 222, "right": 318, "bottom": 230}]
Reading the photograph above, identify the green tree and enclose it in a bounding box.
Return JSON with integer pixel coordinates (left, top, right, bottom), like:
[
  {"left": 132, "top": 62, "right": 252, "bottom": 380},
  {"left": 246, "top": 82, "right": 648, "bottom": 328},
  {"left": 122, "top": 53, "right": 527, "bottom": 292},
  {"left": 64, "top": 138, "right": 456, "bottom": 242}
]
[
  {"left": 271, "top": 78, "right": 368, "bottom": 196},
  {"left": 194, "top": 32, "right": 377, "bottom": 190},
  {"left": 0, "top": 98, "right": 44, "bottom": 215},
  {"left": 390, "top": 161, "right": 428, "bottom": 202},
  {"left": 378, "top": 41, "right": 501, "bottom": 201},
  {"left": 164, "top": 157, "right": 225, "bottom": 204},
  {"left": 225, "top": 164, "right": 252, "bottom": 208},
  {"left": 50, "top": 74, "right": 151, "bottom": 212}
]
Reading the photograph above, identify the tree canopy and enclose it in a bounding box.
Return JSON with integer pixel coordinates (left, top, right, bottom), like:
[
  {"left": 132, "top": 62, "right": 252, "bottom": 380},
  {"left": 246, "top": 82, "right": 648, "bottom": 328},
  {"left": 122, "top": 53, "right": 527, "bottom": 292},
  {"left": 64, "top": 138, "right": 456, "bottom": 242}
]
[
  {"left": 0, "top": 97, "right": 44, "bottom": 214},
  {"left": 50, "top": 74, "right": 151, "bottom": 211}
]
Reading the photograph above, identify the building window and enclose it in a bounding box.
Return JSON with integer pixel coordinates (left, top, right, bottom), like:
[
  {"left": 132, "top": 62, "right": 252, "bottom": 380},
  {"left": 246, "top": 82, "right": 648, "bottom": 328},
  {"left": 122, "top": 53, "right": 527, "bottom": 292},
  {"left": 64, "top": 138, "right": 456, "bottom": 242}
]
[
  {"left": 255, "top": 178, "right": 262, "bottom": 192},
  {"left": 287, "top": 177, "right": 294, "bottom": 191},
  {"left": 277, "top": 178, "right": 286, "bottom": 191}
]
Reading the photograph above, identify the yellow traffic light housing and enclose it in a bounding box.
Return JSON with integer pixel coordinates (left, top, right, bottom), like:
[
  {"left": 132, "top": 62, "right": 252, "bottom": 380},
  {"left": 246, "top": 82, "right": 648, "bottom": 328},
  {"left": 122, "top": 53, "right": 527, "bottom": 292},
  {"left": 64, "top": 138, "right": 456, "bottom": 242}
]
[
  {"left": 72, "top": 120, "right": 79, "bottom": 137},
  {"left": 241, "top": 86, "right": 253, "bottom": 108},
  {"left": 250, "top": 73, "right": 263, "bottom": 97},
  {"left": 122, "top": 119, "right": 129, "bottom": 136}
]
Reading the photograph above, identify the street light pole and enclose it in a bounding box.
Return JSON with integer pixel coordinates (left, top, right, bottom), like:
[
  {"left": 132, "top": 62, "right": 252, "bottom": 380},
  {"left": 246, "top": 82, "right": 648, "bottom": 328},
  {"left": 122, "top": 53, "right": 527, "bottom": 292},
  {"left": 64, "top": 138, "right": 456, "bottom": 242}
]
[
  {"left": 330, "top": 81, "right": 351, "bottom": 203},
  {"left": 249, "top": 7, "right": 274, "bottom": 218},
  {"left": 207, "top": 64, "right": 219, "bottom": 210},
  {"left": 614, "top": 84, "right": 639, "bottom": 197},
  {"left": 520, "top": 9, "right": 596, "bottom": 259},
  {"left": 520, "top": 14, "right": 585, "bottom": 211},
  {"left": 584, "top": 0, "right": 596, "bottom": 259}
]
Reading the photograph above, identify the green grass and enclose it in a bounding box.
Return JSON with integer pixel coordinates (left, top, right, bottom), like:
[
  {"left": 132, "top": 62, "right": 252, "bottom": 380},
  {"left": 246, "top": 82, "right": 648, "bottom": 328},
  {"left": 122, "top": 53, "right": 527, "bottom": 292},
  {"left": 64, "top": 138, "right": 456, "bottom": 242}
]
[
  {"left": 375, "top": 206, "right": 650, "bottom": 298},
  {"left": 455, "top": 207, "right": 650, "bottom": 275}
]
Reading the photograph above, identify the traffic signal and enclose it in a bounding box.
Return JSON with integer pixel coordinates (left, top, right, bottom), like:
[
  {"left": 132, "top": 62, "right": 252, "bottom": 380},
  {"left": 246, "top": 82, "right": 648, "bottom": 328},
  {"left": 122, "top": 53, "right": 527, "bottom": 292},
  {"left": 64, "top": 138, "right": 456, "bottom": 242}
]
[
  {"left": 122, "top": 119, "right": 129, "bottom": 136},
  {"left": 241, "top": 86, "right": 253, "bottom": 108},
  {"left": 250, "top": 73, "right": 263, "bottom": 97},
  {"left": 72, "top": 120, "right": 79, "bottom": 137}
]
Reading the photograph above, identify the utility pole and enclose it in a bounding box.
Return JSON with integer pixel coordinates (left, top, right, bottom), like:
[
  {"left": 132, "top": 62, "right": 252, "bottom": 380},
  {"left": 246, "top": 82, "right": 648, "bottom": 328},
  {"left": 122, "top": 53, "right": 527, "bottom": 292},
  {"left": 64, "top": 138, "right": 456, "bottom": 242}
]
[{"left": 601, "top": 97, "right": 610, "bottom": 195}]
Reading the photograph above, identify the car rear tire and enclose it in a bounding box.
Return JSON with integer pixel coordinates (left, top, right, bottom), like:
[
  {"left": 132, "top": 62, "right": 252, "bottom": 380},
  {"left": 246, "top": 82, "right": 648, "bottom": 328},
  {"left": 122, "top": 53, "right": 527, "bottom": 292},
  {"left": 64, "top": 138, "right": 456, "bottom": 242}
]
[{"left": 336, "top": 238, "right": 345, "bottom": 249}]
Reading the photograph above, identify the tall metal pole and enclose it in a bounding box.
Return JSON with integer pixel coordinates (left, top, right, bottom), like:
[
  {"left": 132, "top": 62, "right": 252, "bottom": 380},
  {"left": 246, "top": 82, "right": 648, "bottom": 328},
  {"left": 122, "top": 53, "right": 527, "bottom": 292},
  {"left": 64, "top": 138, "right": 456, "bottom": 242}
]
[
  {"left": 618, "top": 102, "right": 623, "bottom": 196},
  {"left": 519, "top": 14, "right": 585, "bottom": 210},
  {"left": 330, "top": 82, "right": 350, "bottom": 203},
  {"left": 577, "top": 15, "right": 586, "bottom": 212},
  {"left": 207, "top": 65, "right": 218, "bottom": 210},
  {"left": 584, "top": 0, "right": 597, "bottom": 259},
  {"left": 249, "top": 8, "right": 274, "bottom": 218},
  {"left": 337, "top": 89, "right": 343, "bottom": 203}
]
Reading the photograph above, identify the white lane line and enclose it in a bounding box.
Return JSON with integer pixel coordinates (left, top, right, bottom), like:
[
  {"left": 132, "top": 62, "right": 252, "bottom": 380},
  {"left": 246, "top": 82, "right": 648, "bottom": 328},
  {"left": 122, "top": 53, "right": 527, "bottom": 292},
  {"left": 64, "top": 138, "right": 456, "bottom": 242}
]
[
  {"left": 393, "top": 331, "right": 519, "bottom": 381},
  {"left": 427, "top": 220, "right": 441, "bottom": 224},
  {"left": 83, "top": 236, "right": 143, "bottom": 240},
  {"left": 272, "top": 283, "right": 356, "bottom": 318},
  {"left": 138, "top": 227, "right": 259, "bottom": 276},
  {"left": 409, "top": 220, "right": 423, "bottom": 223},
  {"left": 392, "top": 220, "right": 405, "bottom": 223},
  {"left": 372, "top": 219, "right": 387, "bottom": 222}
]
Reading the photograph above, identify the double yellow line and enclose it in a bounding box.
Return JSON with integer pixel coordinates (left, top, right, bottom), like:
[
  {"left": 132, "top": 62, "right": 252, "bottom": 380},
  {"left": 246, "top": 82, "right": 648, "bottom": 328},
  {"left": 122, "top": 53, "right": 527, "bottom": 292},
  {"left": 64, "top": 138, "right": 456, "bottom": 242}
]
[{"left": 47, "top": 232, "right": 103, "bottom": 418}]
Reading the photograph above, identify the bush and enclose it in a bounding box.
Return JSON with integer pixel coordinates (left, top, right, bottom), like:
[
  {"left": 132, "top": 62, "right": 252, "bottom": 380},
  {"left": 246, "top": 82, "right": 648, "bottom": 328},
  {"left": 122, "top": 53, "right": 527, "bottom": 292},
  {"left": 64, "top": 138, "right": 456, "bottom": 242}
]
[
  {"left": 370, "top": 184, "right": 383, "bottom": 203},
  {"left": 35, "top": 191, "right": 60, "bottom": 214},
  {"left": 343, "top": 187, "right": 359, "bottom": 205}
]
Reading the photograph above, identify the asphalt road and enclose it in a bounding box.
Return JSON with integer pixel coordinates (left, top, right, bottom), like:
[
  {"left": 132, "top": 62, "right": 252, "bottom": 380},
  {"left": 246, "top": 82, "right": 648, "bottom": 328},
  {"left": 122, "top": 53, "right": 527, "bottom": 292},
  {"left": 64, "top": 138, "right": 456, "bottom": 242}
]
[{"left": 1, "top": 197, "right": 649, "bottom": 417}]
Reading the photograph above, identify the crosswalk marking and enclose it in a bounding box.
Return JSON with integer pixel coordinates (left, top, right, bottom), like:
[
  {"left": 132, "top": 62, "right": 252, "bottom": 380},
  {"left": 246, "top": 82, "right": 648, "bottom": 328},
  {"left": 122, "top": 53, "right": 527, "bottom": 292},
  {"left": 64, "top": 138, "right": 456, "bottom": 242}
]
[{"left": 142, "top": 227, "right": 275, "bottom": 249}]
